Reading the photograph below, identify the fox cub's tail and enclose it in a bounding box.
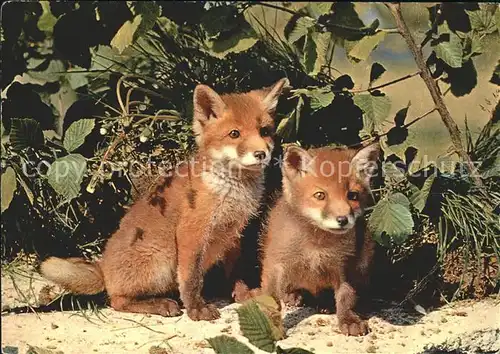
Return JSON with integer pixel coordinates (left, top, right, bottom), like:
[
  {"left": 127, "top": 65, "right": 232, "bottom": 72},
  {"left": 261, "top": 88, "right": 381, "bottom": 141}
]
[{"left": 40, "top": 257, "right": 105, "bottom": 295}]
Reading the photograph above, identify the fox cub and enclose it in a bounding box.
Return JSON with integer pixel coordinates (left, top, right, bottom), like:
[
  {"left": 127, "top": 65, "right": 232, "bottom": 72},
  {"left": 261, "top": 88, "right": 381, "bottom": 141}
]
[
  {"left": 237, "top": 143, "right": 379, "bottom": 336},
  {"left": 40, "top": 78, "right": 289, "bottom": 321}
]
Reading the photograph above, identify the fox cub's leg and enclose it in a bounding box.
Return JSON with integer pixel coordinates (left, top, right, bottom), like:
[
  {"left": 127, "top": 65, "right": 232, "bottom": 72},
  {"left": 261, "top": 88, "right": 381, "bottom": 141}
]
[
  {"left": 261, "top": 265, "right": 285, "bottom": 311},
  {"left": 176, "top": 222, "right": 221, "bottom": 321},
  {"left": 334, "top": 282, "right": 369, "bottom": 336},
  {"left": 110, "top": 296, "right": 181, "bottom": 317}
]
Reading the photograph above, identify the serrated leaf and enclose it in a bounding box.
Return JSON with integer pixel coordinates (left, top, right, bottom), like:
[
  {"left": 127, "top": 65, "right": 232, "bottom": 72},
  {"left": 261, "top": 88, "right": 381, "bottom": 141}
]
[
  {"left": 237, "top": 301, "right": 278, "bottom": 352},
  {"left": 465, "top": 9, "right": 497, "bottom": 34},
  {"left": 1, "top": 167, "right": 17, "bottom": 213},
  {"left": 246, "top": 295, "right": 285, "bottom": 340},
  {"left": 63, "top": 119, "right": 95, "bottom": 152},
  {"left": 370, "top": 62, "right": 386, "bottom": 86},
  {"left": 10, "top": 118, "right": 45, "bottom": 151},
  {"left": 354, "top": 93, "right": 391, "bottom": 133},
  {"left": 434, "top": 33, "right": 463, "bottom": 68},
  {"left": 37, "top": 2, "right": 58, "bottom": 34},
  {"left": 288, "top": 16, "right": 316, "bottom": 44},
  {"left": 111, "top": 15, "right": 143, "bottom": 54},
  {"left": 409, "top": 173, "right": 437, "bottom": 212},
  {"left": 347, "top": 31, "right": 386, "bottom": 61},
  {"left": 369, "top": 192, "right": 414, "bottom": 245},
  {"left": 277, "top": 347, "right": 314, "bottom": 354},
  {"left": 47, "top": 154, "right": 87, "bottom": 201},
  {"left": 207, "top": 336, "right": 254, "bottom": 354}
]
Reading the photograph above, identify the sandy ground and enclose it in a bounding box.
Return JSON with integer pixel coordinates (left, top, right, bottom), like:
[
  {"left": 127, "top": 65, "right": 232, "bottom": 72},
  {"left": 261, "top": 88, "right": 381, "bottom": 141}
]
[{"left": 1, "top": 263, "right": 499, "bottom": 354}]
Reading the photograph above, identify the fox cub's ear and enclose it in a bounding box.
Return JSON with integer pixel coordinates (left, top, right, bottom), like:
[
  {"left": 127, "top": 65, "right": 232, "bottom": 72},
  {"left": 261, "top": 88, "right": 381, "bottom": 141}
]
[
  {"left": 351, "top": 143, "right": 380, "bottom": 185},
  {"left": 257, "top": 77, "right": 290, "bottom": 114},
  {"left": 282, "top": 145, "right": 314, "bottom": 180},
  {"left": 193, "top": 84, "right": 226, "bottom": 123}
]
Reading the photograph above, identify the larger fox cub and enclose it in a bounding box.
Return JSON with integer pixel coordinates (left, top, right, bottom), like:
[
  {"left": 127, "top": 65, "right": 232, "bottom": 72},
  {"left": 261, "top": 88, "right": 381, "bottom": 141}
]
[
  {"left": 253, "top": 143, "right": 380, "bottom": 336},
  {"left": 40, "top": 78, "right": 289, "bottom": 321}
]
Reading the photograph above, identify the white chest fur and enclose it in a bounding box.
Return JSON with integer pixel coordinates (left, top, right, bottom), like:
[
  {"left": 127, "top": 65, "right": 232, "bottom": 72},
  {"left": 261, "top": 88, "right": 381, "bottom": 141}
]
[{"left": 202, "top": 167, "right": 264, "bottom": 225}]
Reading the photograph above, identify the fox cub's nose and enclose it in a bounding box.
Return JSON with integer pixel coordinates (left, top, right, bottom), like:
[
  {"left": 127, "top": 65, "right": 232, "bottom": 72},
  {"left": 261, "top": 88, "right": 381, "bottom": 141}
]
[
  {"left": 337, "top": 216, "right": 349, "bottom": 227},
  {"left": 254, "top": 151, "right": 267, "bottom": 161}
]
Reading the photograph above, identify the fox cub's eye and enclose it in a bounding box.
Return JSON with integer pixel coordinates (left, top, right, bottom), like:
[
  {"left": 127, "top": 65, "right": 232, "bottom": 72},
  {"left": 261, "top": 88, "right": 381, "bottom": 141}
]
[
  {"left": 313, "top": 191, "right": 326, "bottom": 200},
  {"left": 347, "top": 191, "right": 359, "bottom": 201},
  {"left": 229, "top": 130, "right": 240, "bottom": 139},
  {"left": 260, "top": 126, "right": 273, "bottom": 137}
]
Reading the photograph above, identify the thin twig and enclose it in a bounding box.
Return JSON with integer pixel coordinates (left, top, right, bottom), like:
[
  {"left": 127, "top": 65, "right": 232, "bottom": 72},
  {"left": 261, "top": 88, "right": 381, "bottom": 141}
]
[{"left": 347, "top": 70, "right": 421, "bottom": 93}]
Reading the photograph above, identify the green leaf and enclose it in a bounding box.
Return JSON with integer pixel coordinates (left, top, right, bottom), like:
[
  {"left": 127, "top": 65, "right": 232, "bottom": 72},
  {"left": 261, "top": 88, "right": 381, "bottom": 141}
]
[
  {"left": 10, "top": 118, "right": 45, "bottom": 151},
  {"left": 277, "top": 97, "right": 303, "bottom": 141},
  {"left": 293, "top": 87, "right": 334, "bottom": 111},
  {"left": 247, "top": 295, "right": 285, "bottom": 341},
  {"left": 311, "top": 31, "right": 331, "bottom": 75},
  {"left": 287, "top": 16, "right": 316, "bottom": 44},
  {"left": 47, "top": 154, "right": 87, "bottom": 201},
  {"left": 302, "top": 33, "right": 317, "bottom": 74},
  {"left": 354, "top": 93, "right": 391, "bottom": 134},
  {"left": 66, "top": 68, "right": 89, "bottom": 90},
  {"left": 409, "top": 173, "right": 437, "bottom": 212},
  {"left": 347, "top": 31, "right": 386, "bottom": 61},
  {"left": 131, "top": 2, "right": 161, "bottom": 38},
  {"left": 50, "top": 82, "right": 77, "bottom": 122},
  {"left": 370, "top": 62, "right": 386, "bottom": 86},
  {"left": 63, "top": 119, "right": 95, "bottom": 152},
  {"left": 307, "top": 3, "right": 332, "bottom": 18},
  {"left": 369, "top": 193, "right": 414, "bottom": 245},
  {"left": 37, "top": 1, "right": 58, "bottom": 34},
  {"left": 434, "top": 33, "right": 463, "bottom": 68},
  {"left": 383, "top": 161, "right": 406, "bottom": 182},
  {"left": 394, "top": 101, "right": 411, "bottom": 127},
  {"left": 1, "top": 167, "right": 17, "bottom": 213},
  {"left": 277, "top": 347, "right": 315, "bottom": 354},
  {"left": 157, "top": 16, "right": 179, "bottom": 37},
  {"left": 207, "top": 336, "right": 254, "bottom": 354},
  {"left": 465, "top": 9, "right": 497, "bottom": 34},
  {"left": 27, "top": 60, "right": 65, "bottom": 83},
  {"left": 208, "top": 29, "right": 258, "bottom": 58},
  {"left": 111, "top": 15, "right": 143, "bottom": 54},
  {"left": 237, "top": 301, "right": 278, "bottom": 353}
]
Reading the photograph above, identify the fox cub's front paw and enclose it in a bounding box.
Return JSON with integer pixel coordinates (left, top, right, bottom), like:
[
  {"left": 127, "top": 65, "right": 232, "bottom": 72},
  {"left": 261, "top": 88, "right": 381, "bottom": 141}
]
[
  {"left": 186, "top": 302, "right": 220, "bottom": 321},
  {"left": 338, "top": 312, "right": 369, "bottom": 336}
]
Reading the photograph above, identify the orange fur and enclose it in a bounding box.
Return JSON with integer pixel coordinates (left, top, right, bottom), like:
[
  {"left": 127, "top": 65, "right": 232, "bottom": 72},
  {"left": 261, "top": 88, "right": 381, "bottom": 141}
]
[{"left": 40, "top": 78, "right": 289, "bottom": 321}]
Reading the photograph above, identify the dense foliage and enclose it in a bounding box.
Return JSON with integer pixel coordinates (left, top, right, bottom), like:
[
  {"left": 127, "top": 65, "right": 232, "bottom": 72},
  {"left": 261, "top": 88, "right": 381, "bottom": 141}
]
[{"left": 1, "top": 2, "right": 499, "bottom": 301}]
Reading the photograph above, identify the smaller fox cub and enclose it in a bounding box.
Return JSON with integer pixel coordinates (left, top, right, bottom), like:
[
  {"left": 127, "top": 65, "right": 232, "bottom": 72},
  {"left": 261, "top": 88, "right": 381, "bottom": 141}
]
[
  {"left": 40, "top": 78, "right": 289, "bottom": 321},
  {"left": 239, "top": 143, "right": 379, "bottom": 336}
]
